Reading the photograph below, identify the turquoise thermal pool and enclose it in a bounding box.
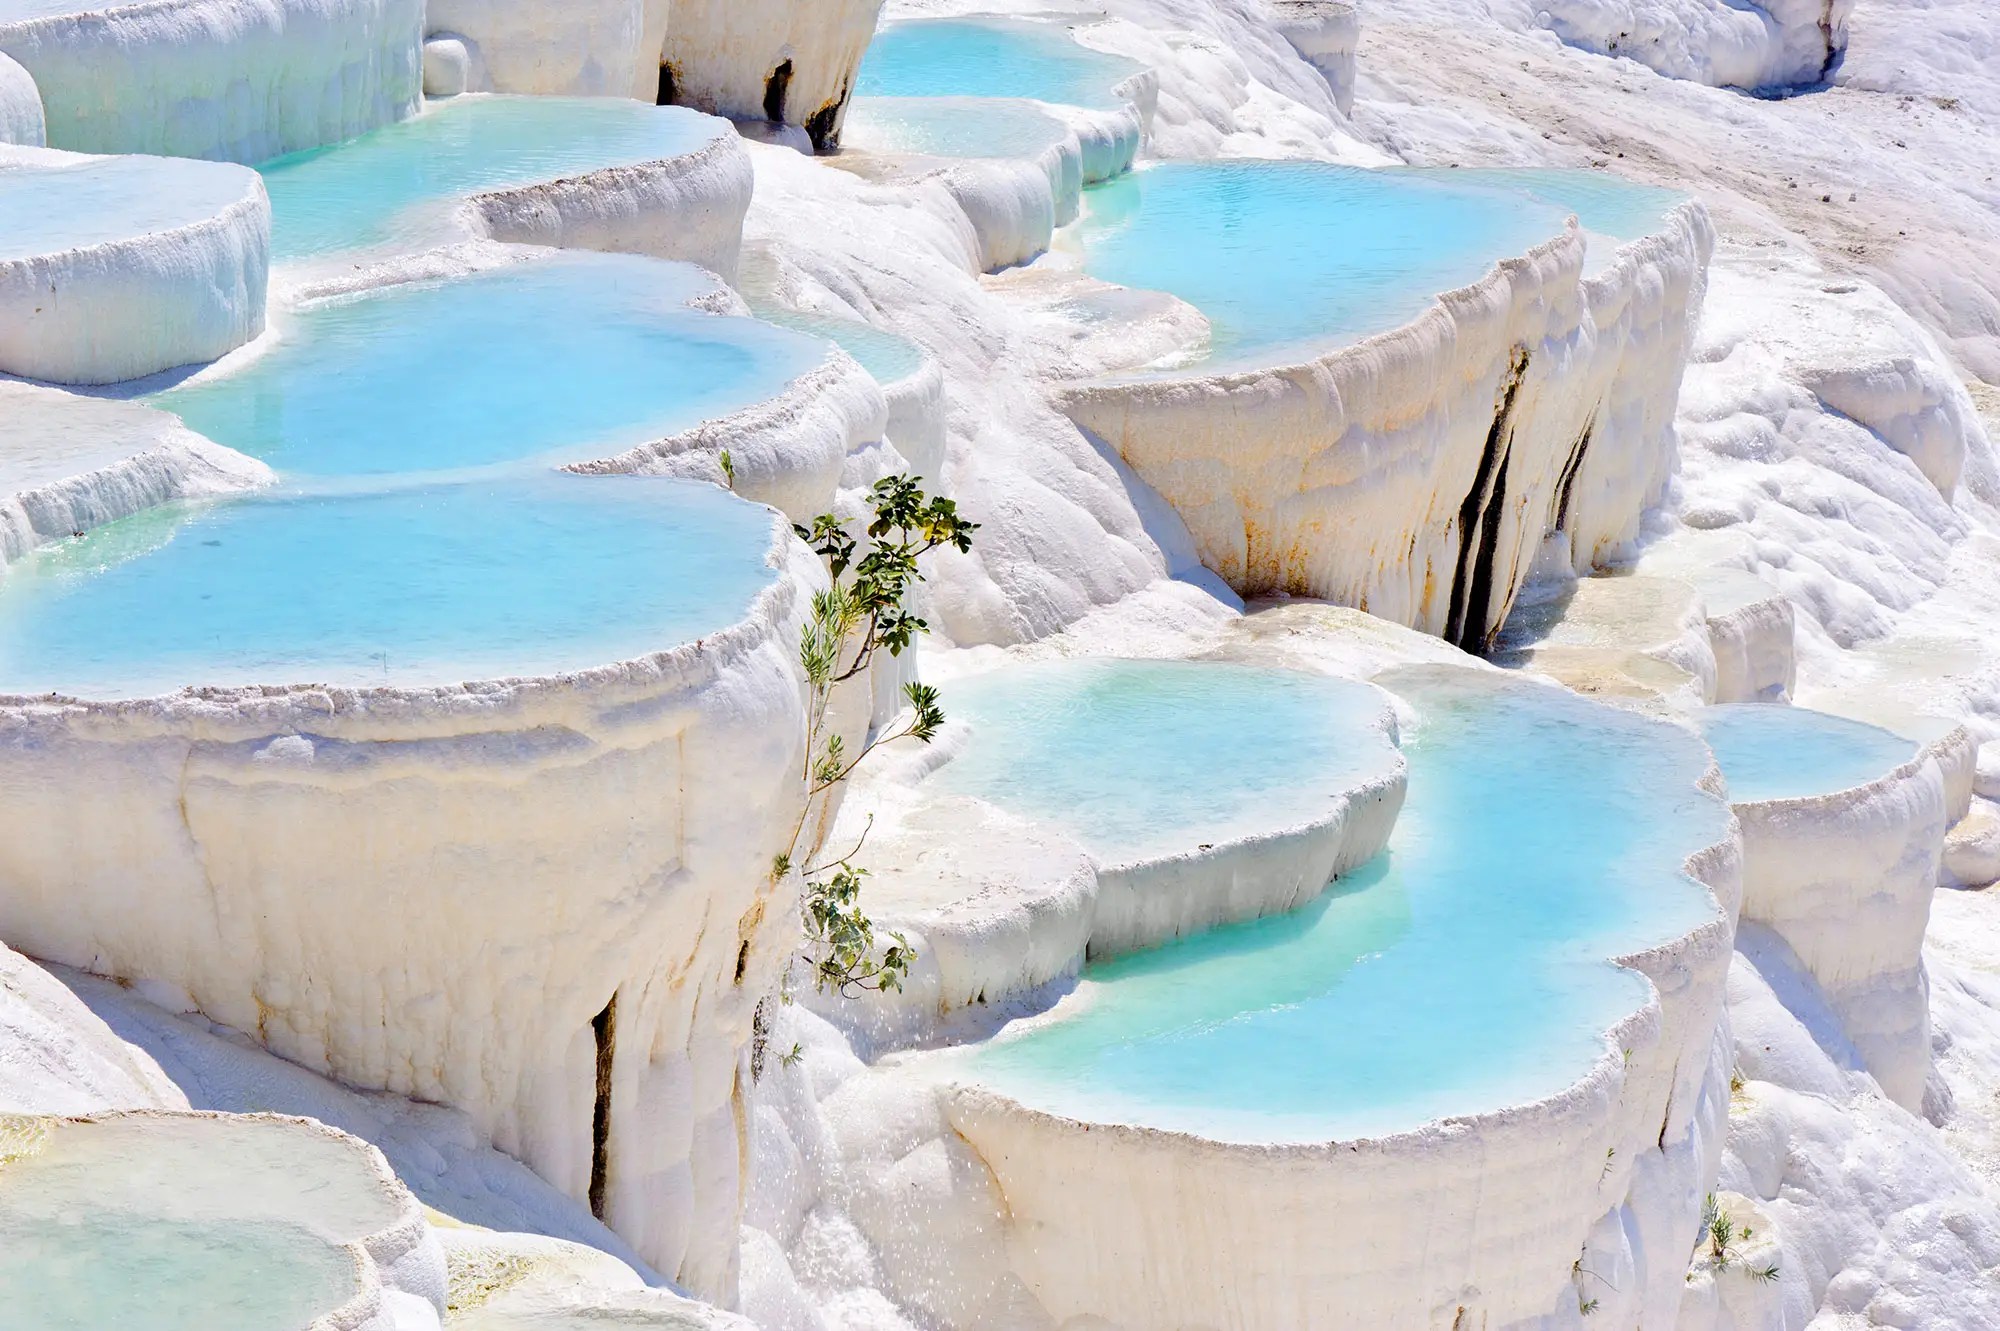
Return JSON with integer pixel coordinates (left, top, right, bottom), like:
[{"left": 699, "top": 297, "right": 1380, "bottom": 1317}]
[
  {"left": 1078, "top": 162, "right": 1578, "bottom": 361},
  {"left": 928, "top": 658, "right": 1400, "bottom": 865},
  {"left": 257, "top": 96, "right": 727, "bottom": 260},
  {"left": 855, "top": 17, "right": 1145, "bottom": 110},
  {"left": 1699, "top": 704, "right": 1918, "bottom": 804},
  {"left": 150, "top": 253, "right": 828, "bottom": 478},
  {"left": 0, "top": 1115, "right": 400, "bottom": 1331},
  {"left": 959, "top": 666, "right": 1729, "bottom": 1143},
  {"left": 0, "top": 153, "right": 252, "bottom": 260},
  {"left": 0, "top": 471, "right": 779, "bottom": 698},
  {"left": 1422, "top": 168, "right": 1687, "bottom": 243},
  {"left": 841, "top": 96, "right": 1073, "bottom": 163}
]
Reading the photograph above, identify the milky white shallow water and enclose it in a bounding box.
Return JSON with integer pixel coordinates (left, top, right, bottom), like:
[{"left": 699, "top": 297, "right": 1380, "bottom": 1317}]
[
  {"left": 960, "top": 666, "right": 1728, "bottom": 1143},
  {"left": 929, "top": 658, "right": 1401, "bottom": 864},
  {"left": 0, "top": 154, "right": 250, "bottom": 261},
  {"left": 0, "top": 1116, "right": 399, "bottom": 1331},
  {"left": 1698, "top": 703, "right": 1918, "bottom": 804}
]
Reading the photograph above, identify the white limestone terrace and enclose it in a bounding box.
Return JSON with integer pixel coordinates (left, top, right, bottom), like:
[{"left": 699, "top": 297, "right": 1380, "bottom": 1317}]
[
  {"left": 0, "top": 0, "right": 422, "bottom": 162},
  {"left": 257, "top": 95, "right": 754, "bottom": 284},
  {"left": 1268, "top": 0, "right": 1359, "bottom": 115},
  {"left": 1537, "top": 0, "right": 1852, "bottom": 92},
  {"left": 838, "top": 14, "right": 1158, "bottom": 271},
  {"left": 0, "top": 145, "right": 269, "bottom": 385},
  {"left": 1049, "top": 160, "right": 1712, "bottom": 655},
  {"left": 1494, "top": 569, "right": 1798, "bottom": 706},
  {"left": 1699, "top": 703, "right": 1958, "bottom": 1112},
  {"left": 0, "top": 383, "right": 271, "bottom": 567},
  {"left": 0, "top": 1110, "right": 447, "bottom": 1331},
  {"left": 817, "top": 657, "right": 1405, "bottom": 1045},
  {"left": 770, "top": 663, "right": 1740, "bottom": 1330},
  {"left": 147, "top": 251, "right": 885, "bottom": 524}
]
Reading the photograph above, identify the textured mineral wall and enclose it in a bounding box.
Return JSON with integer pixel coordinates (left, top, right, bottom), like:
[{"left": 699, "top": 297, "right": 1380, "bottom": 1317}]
[
  {"left": 0, "top": 146, "right": 270, "bottom": 385},
  {"left": 0, "top": 49, "right": 41, "bottom": 145},
  {"left": 1537, "top": 0, "right": 1851, "bottom": 91},
  {"left": 1055, "top": 205, "right": 1716, "bottom": 654},
  {"left": 0, "top": 526, "right": 822, "bottom": 1300},
  {"left": 0, "top": 0, "right": 423, "bottom": 162},
  {"left": 642, "top": 0, "right": 888, "bottom": 151},
  {"left": 1732, "top": 733, "right": 1960, "bottom": 1111},
  {"left": 1268, "top": 0, "right": 1359, "bottom": 115},
  {"left": 424, "top": 0, "right": 640, "bottom": 96}
]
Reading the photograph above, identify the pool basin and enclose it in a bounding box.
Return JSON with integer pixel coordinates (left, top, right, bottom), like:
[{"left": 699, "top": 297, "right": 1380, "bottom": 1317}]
[
  {"left": 856, "top": 17, "right": 1146, "bottom": 111},
  {"left": 151, "top": 253, "right": 830, "bottom": 481},
  {"left": 0, "top": 146, "right": 269, "bottom": 384},
  {"left": 258, "top": 95, "right": 748, "bottom": 274}
]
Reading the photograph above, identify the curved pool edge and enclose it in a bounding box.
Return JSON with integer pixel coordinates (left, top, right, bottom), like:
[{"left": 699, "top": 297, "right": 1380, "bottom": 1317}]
[
  {"left": 0, "top": 522, "right": 821, "bottom": 1284},
  {"left": 1728, "top": 722, "right": 1965, "bottom": 1110},
  {"left": 925, "top": 711, "right": 1743, "bottom": 1330},
  {"left": 1051, "top": 198, "right": 1716, "bottom": 652},
  {"left": 464, "top": 119, "right": 755, "bottom": 282},
  {"left": 0, "top": 145, "right": 272, "bottom": 385},
  {"left": 566, "top": 342, "right": 889, "bottom": 524}
]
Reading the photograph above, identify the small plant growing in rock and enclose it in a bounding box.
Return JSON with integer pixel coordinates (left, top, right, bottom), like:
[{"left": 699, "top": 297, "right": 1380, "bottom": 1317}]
[
  {"left": 771, "top": 473, "right": 976, "bottom": 998},
  {"left": 1692, "top": 1194, "right": 1781, "bottom": 1283}
]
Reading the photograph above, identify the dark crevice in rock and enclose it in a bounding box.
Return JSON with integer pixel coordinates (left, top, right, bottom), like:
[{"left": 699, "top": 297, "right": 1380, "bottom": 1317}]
[
  {"left": 805, "top": 89, "right": 847, "bottom": 153},
  {"left": 656, "top": 63, "right": 678, "bottom": 108},
  {"left": 764, "top": 59, "right": 794, "bottom": 123},
  {"left": 1552, "top": 415, "right": 1596, "bottom": 534},
  {"left": 1445, "top": 346, "right": 1530, "bottom": 652},
  {"left": 589, "top": 993, "right": 617, "bottom": 1220}
]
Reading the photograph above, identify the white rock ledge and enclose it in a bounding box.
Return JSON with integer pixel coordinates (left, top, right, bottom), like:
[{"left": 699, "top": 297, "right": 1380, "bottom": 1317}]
[
  {"left": 0, "top": 0, "right": 423, "bottom": 162},
  {"left": 0, "top": 48, "right": 41, "bottom": 145},
  {"left": 465, "top": 120, "right": 756, "bottom": 282},
  {"left": 1268, "top": 0, "right": 1359, "bottom": 115},
  {"left": 1730, "top": 727, "right": 1962, "bottom": 1110},
  {"left": 0, "top": 145, "right": 270, "bottom": 385},
  {"left": 0, "top": 526, "right": 823, "bottom": 1297},
  {"left": 566, "top": 345, "right": 890, "bottom": 525},
  {"left": 936, "top": 797, "right": 1743, "bottom": 1330},
  {"left": 1054, "top": 203, "right": 1717, "bottom": 653},
  {"left": 0, "top": 383, "right": 274, "bottom": 566}
]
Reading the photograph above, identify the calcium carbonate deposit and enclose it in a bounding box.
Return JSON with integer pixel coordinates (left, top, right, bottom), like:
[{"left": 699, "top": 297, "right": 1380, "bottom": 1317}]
[{"left": 4, "top": 0, "right": 2000, "bottom": 1328}]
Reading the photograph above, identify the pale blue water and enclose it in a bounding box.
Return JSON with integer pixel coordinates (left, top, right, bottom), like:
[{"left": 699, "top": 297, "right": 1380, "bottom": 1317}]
[
  {"left": 753, "top": 308, "right": 928, "bottom": 385},
  {"left": 1433, "top": 168, "right": 1686, "bottom": 242},
  {"left": 856, "top": 17, "right": 1144, "bottom": 110},
  {"left": 0, "top": 154, "right": 251, "bottom": 260},
  {"left": 1079, "top": 162, "right": 1574, "bottom": 362},
  {"left": 0, "top": 0, "right": 104, "bottom": 22},
  {"left": 259, "top": 96, "right": 727, "bottom": 259},
  {"left": 1700, "top": 704, "right": 1918, "bottom": 804},
  {"left": 962, "top": 666, "right": 1729, "bottom": 1143},
  {"left": 842, "top": 96, "right": 1071, "bottom": 162},
  {"left": 150, "top": 254, "right": 828, "bottom": 477},
  {"left": 0, "top": 1114, "right": 401, "bottom": 1330},
  {"left": 0, "top": 473, "right": 778, "bottom": 698},
  {"left": 930, "top": 659, "right": 1400, "bottom": 865}
]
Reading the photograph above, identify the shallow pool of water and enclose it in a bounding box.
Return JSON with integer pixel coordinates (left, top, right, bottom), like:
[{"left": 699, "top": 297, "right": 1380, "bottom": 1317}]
[
  {"left": 0, "top": 471, "right": 779, "bottom": 698},
  {"left": 855, "top": 17, "right": 1144, "bottom": 110},
  {"left": 960, "top": 666, "right": 1728, "bottom": 1143},
  {"left": 1078, "top": 162, "right": 1573, "bottom": 362},
  {"left": 752, "top": 307, "right": 928, "bottom": 385},
  {"left": 150, "top": 253, "right": 827, "bottom": 477},
  {"left": 0, "top": 1114, "right": 401, "bottom": 1331},
  {"left": 929, "top": 658, "right": 1400, "bottom": 866},
  {"left": 1433, "top": 168, "right": 1686, "bottom": 243},
  {"left": 259, "top": 96, "right": 727, "bottom": 260},
  {"left": 1699, "top": 703, "right": 1917, "bottom": 804},
  {"left": 842, "top": 95, "right": 1072, "bottom": 163},
  {"left": 0, "top": 153, "right": 252, "bottom": 261}
]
